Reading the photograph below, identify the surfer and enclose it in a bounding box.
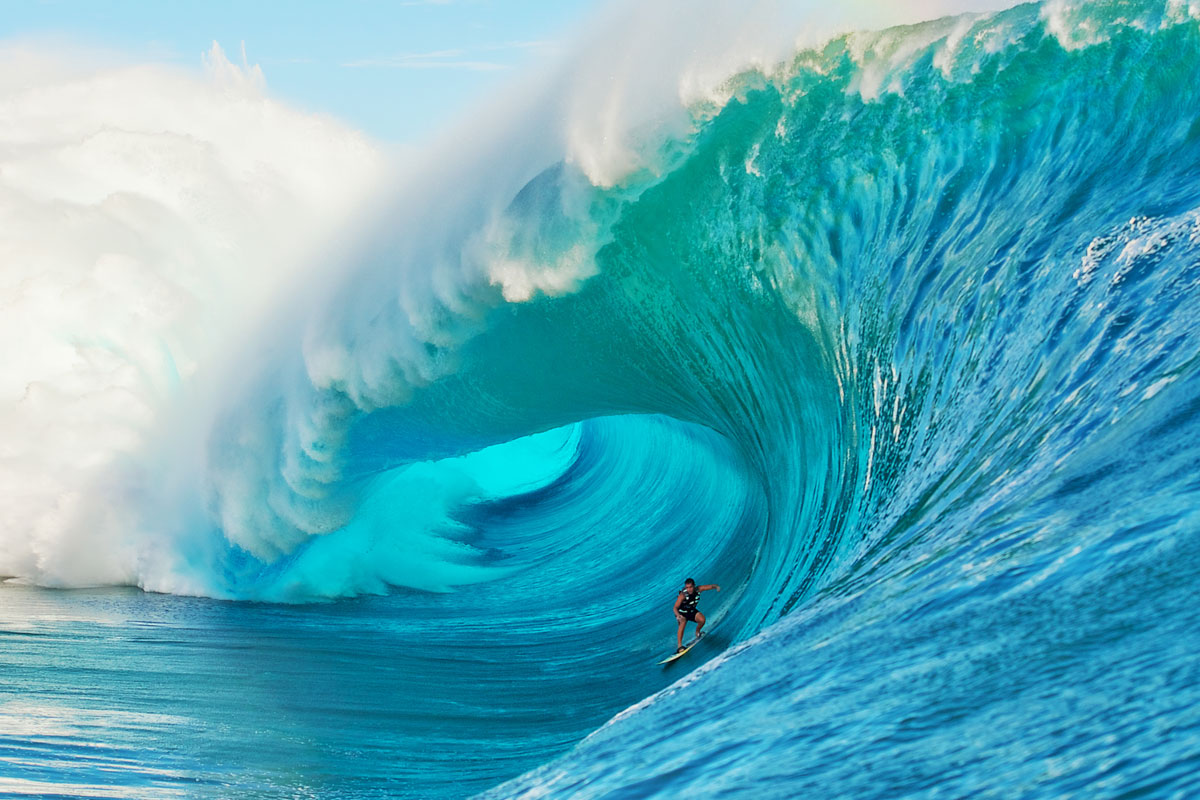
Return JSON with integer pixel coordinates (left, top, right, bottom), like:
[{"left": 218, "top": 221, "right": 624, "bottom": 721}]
[{"left": 673, "top": 578, "right": 720, "bottom": 653}]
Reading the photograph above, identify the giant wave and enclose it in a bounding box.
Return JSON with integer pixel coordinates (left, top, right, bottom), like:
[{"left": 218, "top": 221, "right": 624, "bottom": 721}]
[{"left": 4, "top": 1, "right": 1200, "bottom": 798}]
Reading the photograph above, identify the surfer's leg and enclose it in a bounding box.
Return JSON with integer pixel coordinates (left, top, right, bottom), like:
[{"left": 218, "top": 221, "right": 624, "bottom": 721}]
[
  {"left": 676, "top": 616, "right": 687, "bottom": 649},
  {"left": 694, "top": 611, "right": 706, "bottom": 637}
]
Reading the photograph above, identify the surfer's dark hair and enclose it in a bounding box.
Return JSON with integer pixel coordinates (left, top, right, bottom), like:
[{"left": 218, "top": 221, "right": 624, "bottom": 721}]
[{"left": 684, "top": 578, "right": 695, "bottom": 586}]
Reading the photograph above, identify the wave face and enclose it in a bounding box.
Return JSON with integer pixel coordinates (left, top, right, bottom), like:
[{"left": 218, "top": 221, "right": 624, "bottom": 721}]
[
  {"left": 6, "top": 1, "right": 1200, "bottom": 797},
  {"left": 477, "top": 2, "right": 1200, "bottom": 796}
]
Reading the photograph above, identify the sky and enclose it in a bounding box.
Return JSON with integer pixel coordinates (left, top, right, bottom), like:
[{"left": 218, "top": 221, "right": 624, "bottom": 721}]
[{"left": 0, "top": 0, "right": 604, "bottom": 143}]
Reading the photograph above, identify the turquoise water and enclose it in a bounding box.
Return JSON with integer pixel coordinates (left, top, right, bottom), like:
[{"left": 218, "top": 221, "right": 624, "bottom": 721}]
[
  {"left": 2, "top": 418, "right": 762, "bottom": 798},
  {"left": 6, "top": 1, "right": 1200, "bottom": 797}
]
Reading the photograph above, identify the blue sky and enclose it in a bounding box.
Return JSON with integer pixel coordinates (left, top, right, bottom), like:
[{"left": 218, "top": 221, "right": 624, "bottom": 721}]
[{"left": 1, "top": 0, "right": 603, "bottom": 142}]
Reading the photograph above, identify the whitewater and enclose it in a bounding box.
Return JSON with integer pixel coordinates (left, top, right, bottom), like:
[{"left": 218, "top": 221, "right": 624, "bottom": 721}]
[{"left": 3, "top": 0, "right": 1200, "bottom": 797}]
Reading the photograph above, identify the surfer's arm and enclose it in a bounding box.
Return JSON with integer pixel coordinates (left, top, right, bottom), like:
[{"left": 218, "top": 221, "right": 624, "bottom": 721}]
[
  {"left": 673, "top": 593, "right": 683, "bottom": 618},
  {"left": 699, "top": 584, "right": 720, "bottom": 592}
]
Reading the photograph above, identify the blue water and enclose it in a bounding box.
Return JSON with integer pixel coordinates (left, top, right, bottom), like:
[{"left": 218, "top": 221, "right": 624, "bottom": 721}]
[{"left": 6, "top": 1, "right": 1200, "bottom": 797}]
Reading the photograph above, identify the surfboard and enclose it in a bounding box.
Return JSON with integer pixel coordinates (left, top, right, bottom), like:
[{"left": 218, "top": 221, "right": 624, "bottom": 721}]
[{"left": 658, "top": 631, "right": 707, "bottom": 665}]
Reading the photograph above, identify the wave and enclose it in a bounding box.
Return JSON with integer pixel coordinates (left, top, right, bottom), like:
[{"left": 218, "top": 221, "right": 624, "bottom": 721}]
[
  {"left": 481, "top": 1, "right": 1200, "bottom": 796},
  {"left": 5, "top": 0, "right": 1200, "bottom": 796}
]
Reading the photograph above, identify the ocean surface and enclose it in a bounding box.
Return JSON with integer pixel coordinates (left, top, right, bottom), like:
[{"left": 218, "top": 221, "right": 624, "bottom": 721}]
[{"left": 4, "top": 1, "right": 1200, "bottom": 797}]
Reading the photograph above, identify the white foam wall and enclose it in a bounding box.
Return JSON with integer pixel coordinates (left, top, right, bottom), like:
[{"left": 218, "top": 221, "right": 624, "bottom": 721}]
[{"left": 0, "top": 41, "right": 383, "bottom": 587}]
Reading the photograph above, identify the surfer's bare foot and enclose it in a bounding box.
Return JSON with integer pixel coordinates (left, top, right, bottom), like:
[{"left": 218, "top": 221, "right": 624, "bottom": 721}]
[{"left": 676, "top": 646, "right": 686, "bottom": 653}]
